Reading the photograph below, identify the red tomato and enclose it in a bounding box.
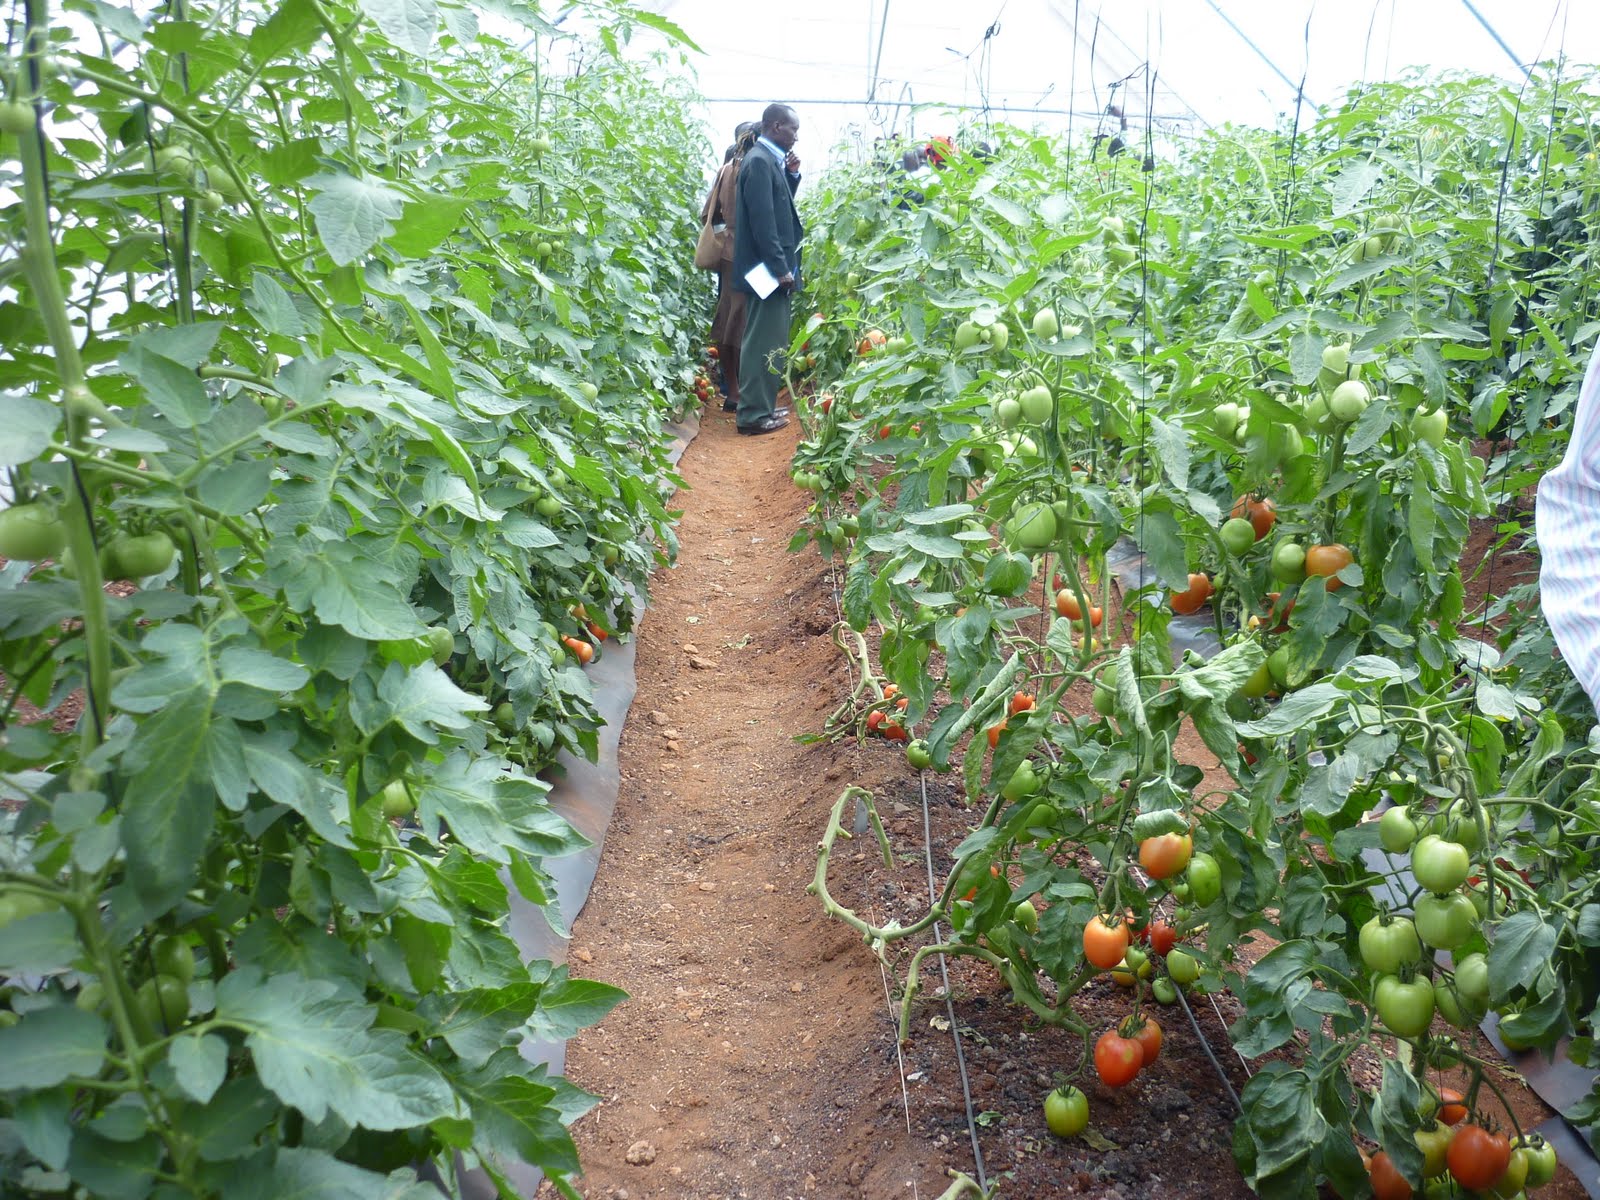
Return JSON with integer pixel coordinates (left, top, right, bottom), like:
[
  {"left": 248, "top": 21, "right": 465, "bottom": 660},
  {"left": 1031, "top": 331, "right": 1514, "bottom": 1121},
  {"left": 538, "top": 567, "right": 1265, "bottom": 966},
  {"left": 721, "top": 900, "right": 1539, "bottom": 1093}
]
[
  {"left": 1231, "top": 495, "right": 1277, "bottom": 541},
  {"left": 1009, "top": 691, "right": 1036, "bottom": 716},
  {"left": 1094, "top": 1030, "right": 1144, "bottom": 1087},
  {"left": 1149, "top": 921, "right": 1178, "bottom": 956},
  {"left": 1447, "top": 1124, "right": 1510, "bottom": 1191},
  {"left": 1125, "top": 1015, "right": 1163, "bottom": 1067}
]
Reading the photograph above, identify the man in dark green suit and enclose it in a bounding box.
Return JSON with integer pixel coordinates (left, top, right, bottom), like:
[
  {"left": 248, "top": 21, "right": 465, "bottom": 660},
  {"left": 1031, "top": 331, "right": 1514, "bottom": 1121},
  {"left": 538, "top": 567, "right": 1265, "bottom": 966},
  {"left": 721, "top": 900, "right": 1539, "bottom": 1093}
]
[{"left": 731, "top": 103, "right": 804, "bottom": 436}]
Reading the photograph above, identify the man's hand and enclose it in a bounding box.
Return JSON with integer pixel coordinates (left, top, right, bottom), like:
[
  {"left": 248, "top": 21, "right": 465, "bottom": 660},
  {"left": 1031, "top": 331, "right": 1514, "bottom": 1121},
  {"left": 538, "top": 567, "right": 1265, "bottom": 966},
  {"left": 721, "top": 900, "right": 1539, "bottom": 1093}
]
[
  {"left": 778, "top": 272, "right": 795, "bottom": 291},
  {"left": 786, "top": 151, "right": 801, "bottom": 174}
]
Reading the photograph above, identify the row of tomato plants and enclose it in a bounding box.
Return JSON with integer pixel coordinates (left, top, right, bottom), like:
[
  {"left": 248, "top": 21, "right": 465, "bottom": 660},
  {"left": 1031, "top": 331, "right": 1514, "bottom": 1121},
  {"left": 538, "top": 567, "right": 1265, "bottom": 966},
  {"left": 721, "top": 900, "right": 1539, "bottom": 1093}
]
[
  {"left": 798, "top": 68, "right": 1600, "bottom": 1200},
  {"left": 0, "top": 1, "right": 709, "bottom": 1196}
]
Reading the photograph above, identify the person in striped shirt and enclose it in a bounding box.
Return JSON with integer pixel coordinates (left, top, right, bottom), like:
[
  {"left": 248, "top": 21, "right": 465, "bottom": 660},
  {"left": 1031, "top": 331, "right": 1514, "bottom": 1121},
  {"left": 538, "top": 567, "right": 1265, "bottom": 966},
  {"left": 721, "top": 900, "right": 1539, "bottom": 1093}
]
[{"left": 1537, "top": 345, "right": 1600, "bottom": 717}]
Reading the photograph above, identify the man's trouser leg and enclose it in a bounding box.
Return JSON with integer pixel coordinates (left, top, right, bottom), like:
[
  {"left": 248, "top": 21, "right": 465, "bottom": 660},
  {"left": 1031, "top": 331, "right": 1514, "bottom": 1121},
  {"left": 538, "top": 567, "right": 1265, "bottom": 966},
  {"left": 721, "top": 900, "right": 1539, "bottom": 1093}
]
[{"left": 737, "top": 291, "right": 791, "bottom": 428}]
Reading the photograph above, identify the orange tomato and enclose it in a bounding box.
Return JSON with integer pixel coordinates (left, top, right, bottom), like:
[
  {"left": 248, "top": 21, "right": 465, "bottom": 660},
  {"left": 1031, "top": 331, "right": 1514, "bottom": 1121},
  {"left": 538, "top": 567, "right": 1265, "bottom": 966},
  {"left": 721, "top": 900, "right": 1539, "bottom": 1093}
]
[
  {"left": 1437, "top": 1087, "right": 1468, "bottom": 1126},
  {"left": 987, "top": 719, "right": 1007, "bottom": 749},
  {"left": 1083, "top": 915, "right": 1131, "bottom": 970},
  {"left": 1138, "top": 833, "right": 1193, "bottom": 880},
  {"left": 1305, "top": 543, "right": 1353, "bottom": 590},
  {"left": 561, "top": 635, "right": 593, "bottom": 665},
  {"left": 857, "top": 328, "right": 888, "bottom": 356},
  {"left": 1231, "top": 495, "right": 1277, "bottom": 541},
  {"left": 1367, "top": 1150, "right": 1412, "bottom": 1200},
  {"left": 1169, "top": 573, "right": 1213, "bottom": 616},
  {"left": 1009, "top": 691, "right": 1036, "bottom": 716}
]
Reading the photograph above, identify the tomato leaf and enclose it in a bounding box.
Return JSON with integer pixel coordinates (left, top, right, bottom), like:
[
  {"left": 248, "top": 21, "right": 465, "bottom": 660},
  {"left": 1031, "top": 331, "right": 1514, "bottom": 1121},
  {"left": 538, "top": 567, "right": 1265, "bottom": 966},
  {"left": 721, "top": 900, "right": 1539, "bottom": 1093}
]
[
  {"left": 1486, "top": 912, "right": 1560, "bottom": 1005},
  {"left": 168, "top": 1033, "right": 229, "bottom": 1104},
  {"left": 0, "top": 396, "right": 60, "bottom": 468},
  {"left": 0, "top": 1007, "right": 107, "bottom": 1088}
]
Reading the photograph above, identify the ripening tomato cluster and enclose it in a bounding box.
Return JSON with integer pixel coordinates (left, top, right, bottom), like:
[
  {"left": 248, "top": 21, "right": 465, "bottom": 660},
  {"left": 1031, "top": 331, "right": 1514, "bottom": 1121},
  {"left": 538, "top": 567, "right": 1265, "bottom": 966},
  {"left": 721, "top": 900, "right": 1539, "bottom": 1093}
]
[
  {"left": 863, "top": 683, "right": 911, "bottom": 741},
  {"left": 1364, "top": 1112, "right": 1558, "bottom": 1198}
]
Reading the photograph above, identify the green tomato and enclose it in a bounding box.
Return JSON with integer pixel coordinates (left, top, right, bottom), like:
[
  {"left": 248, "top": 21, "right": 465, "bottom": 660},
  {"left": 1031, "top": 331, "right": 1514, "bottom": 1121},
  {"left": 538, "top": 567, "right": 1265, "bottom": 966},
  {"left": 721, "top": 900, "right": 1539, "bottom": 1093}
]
[
  {"left": 0, "top": 99, "right": 37, "bottom": 135},
  {"left": 1375, "top": 974, "right": 1435, "bottom": 1037},
  {"left": 1092, "top": 684, "right": 1115, "bottom": 716},
  {"left": 136, "top": 974, "right": 189, "bottom": 1031},
  {"left": 1513, "top": 1134, "right": 1557, "bottom": 1188},
  {"left": 1267, "top": 647, "right": 1292, "bottom": 689},
  {"left": 1270, "top": 541, "right": 1307, "bottom": 584},
  {"left": 1043, "top": 1085, "right": 1088, "bottom": 1138},
  {"left": 380, "top": 779, "right": 415, "bottom": 819},
  {"left": 1416, "top": 1121, "right": 1454, "bottom": 1178},
  {"left": 530, "top": 135, "right": 554, "bottom": 157},
  {"left": 1359, "top": 914, "right": 1422, "bottom": 974},
  {"left": 1491, "top": 1148, "right": 1530, "bottom": 1200},
  {"left": 1427, "top": 800, "right": 1483, "bottom": 852},
  {"left": 988, "top": 323, "right": 1009, "bottom": 351},
  {"left": 493, "top": 701, "right": 518, "bottom": 733},
  {"left": 1241, "top": 662, "right": 1272, "bottom": 699},
  {"left": 954, "top": 320, "right": 983, "bottom": 350},
  {"left": 1220, "top": 518, "right": 1257, "bottom": 556},
  {"left": 0, "top": 502, "right": 66, "bottom": 561},
  {"left": 1433, "top": 979, "right": 1469, "bottom": 1028},
  {"left": 1411, "top": 835, "right": 1472, "bottom": 894},
  {"left": 995, "top": 397, "right": 1022, "bottom": 429},
  {"left": 1452, "top": 952, "right": 1489, "bottom": 1006},
  {"left": 1329, "top": 379, "right": 1370, "bottom": 423},
  {"left": 1412, "top": 407, "right": 1448, "bottom": 447},
  {"left": 152, "top": 936, "right": 195, "bottom": 985},
  {"left": 425, "top": 625, "right": 454, "bottom": 665},
  {"left": 1379, "top": 806, "right": 1419, "bottom": 854},
  {"left": 1212, "top": 402, "right": 1241, "bottom": 438},
  {"left": 1414, "top": 891, "right": 1477, "bottom": 949},
  {"left": 1018, "top": 385, "right": 1054, "bottom": 424},
  {"left": 154, "top": 143, "right": 196, "bottom": 180},
  {"left": 1166, "top": 948, "right": 1200, "bottom": 985},
  {"left": 1031, "top": 308, "right": 1059, "bottom": 340},
  {"left": 76, "top": 980, "right": 107, "bottom": 1013},
  {"left": 577, "top": 382, "right": 599, "bottom": 402},
  {"left": 1013, "top": 899, "right": 1039, "bottom": 934},
  {"left": 1152, "top": 977, "right": 1179, "bottom": 1005},
  {"left": 1321, "top": 342, "right": 1350, "bottom": 375},
  {"left": 104, "top": 531, "right": 177, "bottom": 578},
  {"left": 535, "top": 496, "right": 563, "bottom": 518},
  {"left": 906, "top": 739, "right": 933, "bottom": 770},
  {"left": 1002, "top": 761, "right": 1040, "bottom": 802},
  {"left": 1185, "top": 853, "right": 1221, "bottom": 907},
  {"left": 1005, "top": 502, "right": 1057, "bottom": 552}
]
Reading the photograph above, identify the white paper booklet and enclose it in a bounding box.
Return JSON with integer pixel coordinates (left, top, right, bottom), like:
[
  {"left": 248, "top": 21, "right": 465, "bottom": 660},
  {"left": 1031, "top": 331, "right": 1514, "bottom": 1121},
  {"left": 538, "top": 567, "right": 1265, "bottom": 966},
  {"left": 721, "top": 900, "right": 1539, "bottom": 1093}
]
[{"left": 744, "top": 262, "right": 780, "bottom": 299}]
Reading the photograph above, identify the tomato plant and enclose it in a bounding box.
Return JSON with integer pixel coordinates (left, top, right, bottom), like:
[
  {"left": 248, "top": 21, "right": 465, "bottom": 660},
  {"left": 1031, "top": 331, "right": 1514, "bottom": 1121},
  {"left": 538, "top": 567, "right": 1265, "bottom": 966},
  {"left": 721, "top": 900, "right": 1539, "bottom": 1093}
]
[
  {"left": 802, "top": 65, "right": 1600, "bottom": 1200},
  {"left": 0, "top": 1, "right": 707, "bottom": 1193}
]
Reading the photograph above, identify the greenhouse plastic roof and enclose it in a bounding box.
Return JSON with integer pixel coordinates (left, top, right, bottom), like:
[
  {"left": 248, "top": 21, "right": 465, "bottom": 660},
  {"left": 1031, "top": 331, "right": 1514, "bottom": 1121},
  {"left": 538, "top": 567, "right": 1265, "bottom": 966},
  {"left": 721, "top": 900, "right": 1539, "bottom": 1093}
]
[{"left": 610, "top": 0, "right": 1600, "bottom": 166}]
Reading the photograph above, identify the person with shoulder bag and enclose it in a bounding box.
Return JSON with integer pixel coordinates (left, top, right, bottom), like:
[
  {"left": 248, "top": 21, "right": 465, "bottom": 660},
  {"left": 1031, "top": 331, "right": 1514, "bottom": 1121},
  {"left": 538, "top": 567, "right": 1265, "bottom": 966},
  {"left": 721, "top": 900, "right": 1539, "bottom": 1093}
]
[{"left": 697, "top": 121, "right": 757, "bottom": 411}]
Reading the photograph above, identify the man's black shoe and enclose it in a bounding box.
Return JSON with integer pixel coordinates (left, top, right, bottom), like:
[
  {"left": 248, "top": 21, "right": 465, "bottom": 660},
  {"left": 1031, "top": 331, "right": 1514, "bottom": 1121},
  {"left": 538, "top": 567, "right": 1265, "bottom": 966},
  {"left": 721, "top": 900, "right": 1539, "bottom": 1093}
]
[
  {"left": 721, "top": 399, "right": 737, "bottom": 413},
  {"left": 773, "top": 406, "right": 790, "bottom": 418},
  {"left": 737, "top": 415, "right": 789, "bottom": 436}
]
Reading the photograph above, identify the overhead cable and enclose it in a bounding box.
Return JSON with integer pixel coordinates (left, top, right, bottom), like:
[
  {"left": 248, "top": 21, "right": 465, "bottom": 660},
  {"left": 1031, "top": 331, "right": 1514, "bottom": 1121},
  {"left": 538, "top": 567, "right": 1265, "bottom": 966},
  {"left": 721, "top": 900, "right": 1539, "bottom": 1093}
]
[
  {"left": 1459, "top": 0, "right": 1534, "bottom": 78},
  {"left": 1200, "top": 0, "right": 1306, "bottom": 99}
]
